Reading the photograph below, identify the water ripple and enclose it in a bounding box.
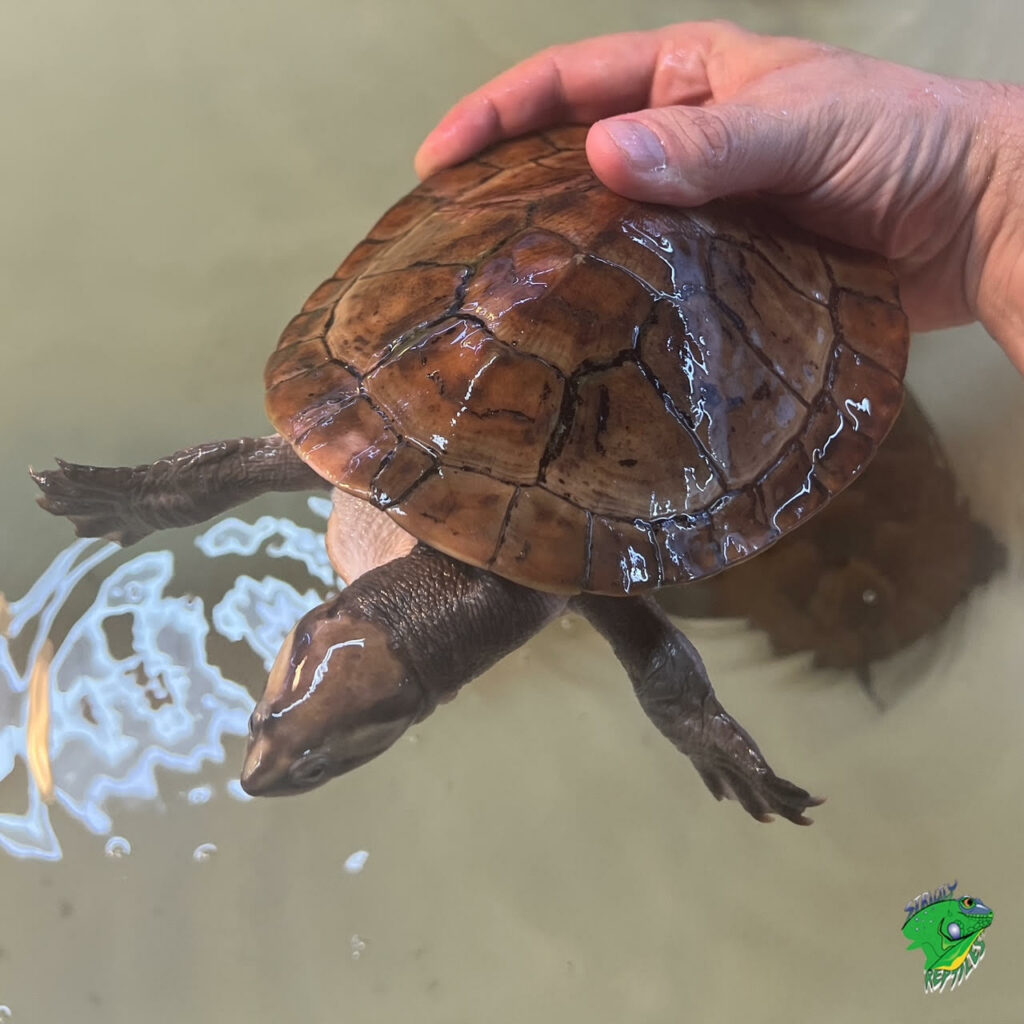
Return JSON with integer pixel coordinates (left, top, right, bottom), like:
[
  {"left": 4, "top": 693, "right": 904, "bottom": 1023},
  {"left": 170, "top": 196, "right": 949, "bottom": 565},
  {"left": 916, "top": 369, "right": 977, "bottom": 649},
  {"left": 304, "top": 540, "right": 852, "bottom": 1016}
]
[{"left": 0, "top": 497, "right": 335, "bottom": 860}]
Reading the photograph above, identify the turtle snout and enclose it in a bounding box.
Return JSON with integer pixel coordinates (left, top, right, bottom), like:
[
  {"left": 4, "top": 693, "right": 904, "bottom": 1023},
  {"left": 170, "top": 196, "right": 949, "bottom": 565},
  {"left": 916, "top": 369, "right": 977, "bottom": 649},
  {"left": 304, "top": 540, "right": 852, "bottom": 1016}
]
[{"left": 240, "top": 734, "right": 284, "bottom": 796}]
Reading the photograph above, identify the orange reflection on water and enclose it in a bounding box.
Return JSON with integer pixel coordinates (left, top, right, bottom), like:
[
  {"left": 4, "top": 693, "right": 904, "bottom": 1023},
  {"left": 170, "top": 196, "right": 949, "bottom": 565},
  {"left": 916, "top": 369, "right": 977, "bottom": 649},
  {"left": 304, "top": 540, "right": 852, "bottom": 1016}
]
[{"left": 26, "top": 639, "right": 55, "bottom": 805}]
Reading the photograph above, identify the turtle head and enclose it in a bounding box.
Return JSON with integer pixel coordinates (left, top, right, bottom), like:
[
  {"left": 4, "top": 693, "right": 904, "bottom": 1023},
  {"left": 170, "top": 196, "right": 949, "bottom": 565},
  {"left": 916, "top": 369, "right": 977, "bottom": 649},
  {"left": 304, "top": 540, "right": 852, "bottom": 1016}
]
[{"left": 240, "top": 598, "right": 423, "bottom": 796}]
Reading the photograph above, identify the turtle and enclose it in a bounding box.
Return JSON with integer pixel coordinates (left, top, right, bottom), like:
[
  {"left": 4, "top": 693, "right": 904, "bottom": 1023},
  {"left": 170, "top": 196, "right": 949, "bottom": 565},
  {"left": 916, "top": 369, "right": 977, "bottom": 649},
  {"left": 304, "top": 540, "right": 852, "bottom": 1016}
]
[{"left": 31, "top": 126, "right": 909, "bottom": 823}]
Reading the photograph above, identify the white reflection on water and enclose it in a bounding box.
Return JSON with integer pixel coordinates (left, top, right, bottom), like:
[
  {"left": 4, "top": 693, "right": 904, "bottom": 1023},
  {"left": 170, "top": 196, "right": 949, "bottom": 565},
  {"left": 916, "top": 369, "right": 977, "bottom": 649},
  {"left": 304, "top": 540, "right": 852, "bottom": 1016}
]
[{"left": 0, "top": 497, "right": 335, "bottom": 860}]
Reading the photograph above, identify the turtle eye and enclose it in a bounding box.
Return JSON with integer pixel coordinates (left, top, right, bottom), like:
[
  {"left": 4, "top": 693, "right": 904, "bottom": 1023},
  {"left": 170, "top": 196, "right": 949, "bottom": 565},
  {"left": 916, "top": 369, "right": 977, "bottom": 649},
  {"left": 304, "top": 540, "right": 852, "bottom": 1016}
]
[
  {"left": 289, "top": 754, "right": 329, "bottom": 788},
  {"left": 248, "top": 704, "right": 269, "bottom": 738},
  {"left": 947, "top": 921, "right": 962, "bottom": 940}
]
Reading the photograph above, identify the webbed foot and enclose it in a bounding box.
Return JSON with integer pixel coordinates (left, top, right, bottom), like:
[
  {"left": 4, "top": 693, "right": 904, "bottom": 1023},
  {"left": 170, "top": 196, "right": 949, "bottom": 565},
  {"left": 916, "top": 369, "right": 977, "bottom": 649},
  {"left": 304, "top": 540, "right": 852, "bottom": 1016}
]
[
  {"left": 574, "top": 593, "right": 822, "bottom": 825},
  {"left": 32, "top": 460, "right": 154, "bottom": 545},
  {"left": 31, "top": 435, "right": 324, "bottom": 546},
  {"left": 681, "top": 703, "right": 823, "bottom": 825}
]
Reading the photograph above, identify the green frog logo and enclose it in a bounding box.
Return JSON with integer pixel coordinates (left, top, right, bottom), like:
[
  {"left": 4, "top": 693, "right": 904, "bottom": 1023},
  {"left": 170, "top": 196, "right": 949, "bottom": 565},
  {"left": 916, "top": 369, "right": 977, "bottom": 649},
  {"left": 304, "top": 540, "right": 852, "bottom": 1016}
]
[{"left": 903, "top": 883, "right": 993, "bottom": 993}]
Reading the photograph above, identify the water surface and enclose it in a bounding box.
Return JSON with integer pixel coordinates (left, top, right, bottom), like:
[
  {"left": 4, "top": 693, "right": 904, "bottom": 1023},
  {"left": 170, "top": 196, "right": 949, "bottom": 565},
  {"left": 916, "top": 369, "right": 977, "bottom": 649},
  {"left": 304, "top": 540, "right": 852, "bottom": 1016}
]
[{"left": 1, "top": 1, "right": 1022, "bottom": 1021}]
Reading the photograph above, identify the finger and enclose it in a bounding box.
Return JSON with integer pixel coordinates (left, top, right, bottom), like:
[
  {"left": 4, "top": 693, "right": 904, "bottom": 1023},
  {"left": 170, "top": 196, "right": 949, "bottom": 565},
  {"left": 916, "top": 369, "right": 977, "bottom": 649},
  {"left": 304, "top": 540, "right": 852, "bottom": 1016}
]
[
  {"left": 415, "top": 31, "right": 667, "bottom": 179},
  {"left": 586, "top": 102, "right": 815, "bottom": 207},
  {"left": 414, "top": 23, "right": 761, "bottom": 179},
  {"left": 414, "top": 21, "right": 823, "bottom": 179}
]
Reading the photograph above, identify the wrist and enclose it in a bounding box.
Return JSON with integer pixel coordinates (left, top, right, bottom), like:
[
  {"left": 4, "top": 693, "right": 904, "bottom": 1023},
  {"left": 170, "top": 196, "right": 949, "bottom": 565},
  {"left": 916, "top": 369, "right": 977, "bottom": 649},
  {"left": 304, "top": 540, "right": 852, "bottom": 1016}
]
[{"left": 969, "top": 81, "right": 1024, "bottom": 370}]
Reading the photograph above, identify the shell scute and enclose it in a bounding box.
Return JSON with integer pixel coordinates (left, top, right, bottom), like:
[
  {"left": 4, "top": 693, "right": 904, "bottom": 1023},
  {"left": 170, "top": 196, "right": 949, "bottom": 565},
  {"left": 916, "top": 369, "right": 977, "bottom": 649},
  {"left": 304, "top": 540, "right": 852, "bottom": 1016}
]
[
  {"left": 293, "top": 394, "right": 397, "bottom": 497},
  {"left": 490, "top": 486, "right": 589, "bottom": 592},
  {"left": 461, "top": 229, "right": 653, "bottom": 375},
  {"left": 265, "top": 336, "right": 331, "bottom": 390},
  {"left": 758, "top": 446, "right": 829, "bottom": 535},
  {"left": 655, "top": 515, "right": 722, "bottom": 581},
  {"left": 825, "top": 242, "right": 903, "bottom": 305},
  {"left": 707, "top": 241, "right": 835, "bottom": 403},
  {"left": 619, "top": 209, "right": 707, "bottom": 295},
  {"left": 301, "top": 276, "right": 355, "bottom": 315},
  {"left": 276, "top": 306, "right": 332, "bottom": 350},
  {"left": 366, "top": 204, "right": 528, "bottom": 277},
  {"left": 640, "top": 297, "right": 804, "bottom": 486},
  {"left": 543, "top": 361, "right": 723, "bottom": 519},
  {"left": 325, "top": 263, "right": 469, "bottom": 374},
  {"left": 528, "top": 187, "right": 632, "bottom": 254},
  {"left": 835, "top": 291, "right": 909, "bottom": 379},
  {"left": 364, "top": 317, "right": 564, "bottom": 484},
  {"left": 707, "top": 488, "right": 777, "bottom": 567},
  {"left": 692, "top": 203, "right": 833, "bottom": 305},
  {"left": 829, "top": 345, "right": 904, "bottom": 444},
  {"left": 370, "top": 441, "right": 436, "bottom": 509},
  {"left": 457, "top": 160, "right": 591, "bottom": 206},
  {"left": 367, "top": 193, "right": 441, "bottom": 242},
  {"left": 802, "top": 400, "right": 876, "bottom": 494},
  {"left": 416, "top": 160, "right": 502, "bottom": 200},
  {"left": 265, "top": 359, "right": 358, "bottom": 433},
  {"left": 480, "top": 133, "right": 559, "bottom": 167},
  {"left": 534, "top": 147, "right": 593, "bottom": 174},
  {"left": 390, "top": 466, "right": 516, "bottom": 568},
  {"left": 266, "top": 125, "right": 909, "bottom": 594},
  {"left": 330, "top": 238, "right": 388, "bottom": 283},
  {"left": 586, "top": 516, "right": 663, "bottom": 594}
]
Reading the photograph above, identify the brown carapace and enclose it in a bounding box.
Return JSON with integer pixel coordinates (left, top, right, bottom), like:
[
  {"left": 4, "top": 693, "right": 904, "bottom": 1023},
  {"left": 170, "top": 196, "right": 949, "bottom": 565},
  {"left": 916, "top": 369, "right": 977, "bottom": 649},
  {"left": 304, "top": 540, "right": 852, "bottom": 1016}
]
[{"left": 266, "top": 126, "right": 908, "bottom": 596}]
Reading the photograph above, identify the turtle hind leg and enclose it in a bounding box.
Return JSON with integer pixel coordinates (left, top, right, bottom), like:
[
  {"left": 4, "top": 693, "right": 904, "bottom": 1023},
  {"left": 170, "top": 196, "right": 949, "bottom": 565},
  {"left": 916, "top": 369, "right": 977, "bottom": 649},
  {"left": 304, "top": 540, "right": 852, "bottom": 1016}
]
[
  {"left": 572, "top": 593, "right": 823, "bottom": 825},
  {"left": 31, "top": 434, "right": 325, "bottom": 546}
]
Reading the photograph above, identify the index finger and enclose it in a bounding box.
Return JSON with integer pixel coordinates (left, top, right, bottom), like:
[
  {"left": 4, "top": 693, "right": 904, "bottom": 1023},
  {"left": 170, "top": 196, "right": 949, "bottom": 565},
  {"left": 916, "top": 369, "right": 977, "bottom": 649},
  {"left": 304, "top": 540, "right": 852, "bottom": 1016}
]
[{"left": 413, "top": 27, "right": 705, "bottom": 178}]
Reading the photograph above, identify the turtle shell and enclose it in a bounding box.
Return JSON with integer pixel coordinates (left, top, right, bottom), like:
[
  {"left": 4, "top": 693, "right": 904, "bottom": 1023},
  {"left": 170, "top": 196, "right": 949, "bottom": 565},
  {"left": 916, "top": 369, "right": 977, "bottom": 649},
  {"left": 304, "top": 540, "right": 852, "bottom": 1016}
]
[{"left": 265, "top": 126, "right": 909, "bottom": 596}]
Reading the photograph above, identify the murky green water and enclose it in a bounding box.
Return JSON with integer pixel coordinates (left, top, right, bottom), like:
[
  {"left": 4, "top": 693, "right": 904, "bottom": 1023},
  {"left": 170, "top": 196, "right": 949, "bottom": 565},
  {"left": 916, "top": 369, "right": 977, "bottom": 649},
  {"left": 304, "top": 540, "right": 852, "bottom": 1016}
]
[{"left": 2, "top": 1, "right": 1022, "bottom": 1021}]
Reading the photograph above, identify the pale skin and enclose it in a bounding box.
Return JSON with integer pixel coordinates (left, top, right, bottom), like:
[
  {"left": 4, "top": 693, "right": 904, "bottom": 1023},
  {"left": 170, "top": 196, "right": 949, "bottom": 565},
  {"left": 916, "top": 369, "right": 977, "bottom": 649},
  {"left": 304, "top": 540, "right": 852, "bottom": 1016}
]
[{"left": 415, "top": 21, "right": 1024, "bottom": 373}]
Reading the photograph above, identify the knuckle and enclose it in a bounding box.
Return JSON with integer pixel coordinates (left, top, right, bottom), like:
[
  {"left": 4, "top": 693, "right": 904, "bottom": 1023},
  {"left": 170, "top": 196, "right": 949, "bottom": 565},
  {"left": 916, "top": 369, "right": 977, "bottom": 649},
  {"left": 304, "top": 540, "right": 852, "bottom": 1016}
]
[{"left": 663, "top": 108, "right": 733, "bottom": 169}]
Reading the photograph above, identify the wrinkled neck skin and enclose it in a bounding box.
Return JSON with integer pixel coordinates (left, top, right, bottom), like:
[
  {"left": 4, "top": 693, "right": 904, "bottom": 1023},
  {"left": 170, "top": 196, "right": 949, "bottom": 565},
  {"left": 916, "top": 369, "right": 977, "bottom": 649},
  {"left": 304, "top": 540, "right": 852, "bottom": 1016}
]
[
  {"left": 351, "top": 545, "right": 568, "bottom": 702},
  {"left": 242, "top": 544, "right": 567, "bottom": 796}
]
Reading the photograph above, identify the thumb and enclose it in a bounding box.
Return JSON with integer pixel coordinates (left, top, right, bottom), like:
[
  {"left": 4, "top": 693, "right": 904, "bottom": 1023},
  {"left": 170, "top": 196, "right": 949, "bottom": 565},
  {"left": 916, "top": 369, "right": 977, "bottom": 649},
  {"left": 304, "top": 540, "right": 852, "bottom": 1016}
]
[{"left": 587, "top": 104, "right": 811, "bottom": 207}]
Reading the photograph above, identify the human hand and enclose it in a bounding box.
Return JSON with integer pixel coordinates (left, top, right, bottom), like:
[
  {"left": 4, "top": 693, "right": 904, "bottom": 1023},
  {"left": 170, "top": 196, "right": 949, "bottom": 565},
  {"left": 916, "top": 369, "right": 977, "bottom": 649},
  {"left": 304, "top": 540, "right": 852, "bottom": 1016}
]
[{"left": 416, "top": 22, "right": 1024, "bottom": 371}]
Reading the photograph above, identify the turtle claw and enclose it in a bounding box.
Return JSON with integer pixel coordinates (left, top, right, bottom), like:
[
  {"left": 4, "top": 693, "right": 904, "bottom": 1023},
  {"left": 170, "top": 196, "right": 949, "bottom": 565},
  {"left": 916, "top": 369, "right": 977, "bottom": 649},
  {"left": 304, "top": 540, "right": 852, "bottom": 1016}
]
[
  {"left": 32, "top": 435, "right": 322, "bottom": 548},
  {"left": 680, "top": 705, "right": 823, "bottom": 825},
  {"left": 573, "top": 595, "right": 825, "bottom": 826},
  {"left": 626, "top": 632, "right": 823, "bottom": 825},
  {"left": 31, "top": 462, "right": 152, "bottom": 546},
  {"left": 694, "top": 757, "right": 823, "bottom": 826}
]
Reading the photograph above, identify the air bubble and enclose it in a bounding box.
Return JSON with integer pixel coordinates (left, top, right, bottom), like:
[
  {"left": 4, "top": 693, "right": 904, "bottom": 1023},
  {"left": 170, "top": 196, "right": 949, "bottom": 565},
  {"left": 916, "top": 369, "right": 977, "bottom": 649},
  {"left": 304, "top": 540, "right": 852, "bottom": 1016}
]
[
  {"left": 350, "top": 934, "right": 367, "bottom": 960},
  {"left": 862, "top": 588, "right": 878, "bottom": 605},
  {"left": 192, "top": 843, "right": 218, "bottom": 862},
  {"left": 186, "top": 785, "right": 212, "bottom": 805},
  {"left": 344, "top": 850, "right": 369, "bottom": 874},
  {"left": 104, "top": 836, "right": 131, "bottom": 859}
]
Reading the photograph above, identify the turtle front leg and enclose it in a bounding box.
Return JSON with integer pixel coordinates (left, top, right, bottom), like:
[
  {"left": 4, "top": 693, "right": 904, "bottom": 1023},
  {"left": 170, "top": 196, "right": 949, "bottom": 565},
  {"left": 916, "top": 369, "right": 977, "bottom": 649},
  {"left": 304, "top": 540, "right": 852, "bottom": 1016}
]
[
  {"left": 31, "top": 434, "right": 324, "bottom": 546},
  {"left": 572, "top": 594, "right": 821, "bottom": 825}
]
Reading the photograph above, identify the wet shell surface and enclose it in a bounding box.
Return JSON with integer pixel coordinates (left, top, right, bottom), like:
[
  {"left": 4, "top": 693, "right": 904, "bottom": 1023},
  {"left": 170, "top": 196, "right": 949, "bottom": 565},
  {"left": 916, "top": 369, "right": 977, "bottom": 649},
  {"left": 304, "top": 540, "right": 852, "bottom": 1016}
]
[{"left": 265, "top": 126, "right": 909, "bottom": 595}]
